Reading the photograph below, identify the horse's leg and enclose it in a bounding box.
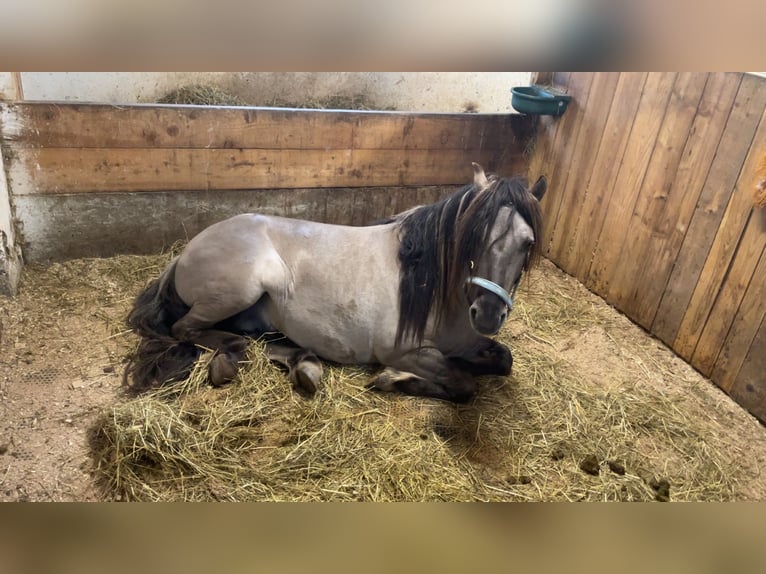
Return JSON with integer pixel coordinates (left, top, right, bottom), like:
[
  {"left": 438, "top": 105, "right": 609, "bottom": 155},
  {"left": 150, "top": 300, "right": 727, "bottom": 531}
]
[
  {"left": 171, "top": 305, "right": 250, "bottom": 386},
  {"left": 370, "top": 347, "right": 477, "bottom": 403},
  {"left": 449, "top": 336, "right": 512, "bottom": 376},
  {"left": 264, "top": 341, "right": 323, "bottom": 395},
  {"left": 195, "top": 330, "right": 250, "bottom": 386}
]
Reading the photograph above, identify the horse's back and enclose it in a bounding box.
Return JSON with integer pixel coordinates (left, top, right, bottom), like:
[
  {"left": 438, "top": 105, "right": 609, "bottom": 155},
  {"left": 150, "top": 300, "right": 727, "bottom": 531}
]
[
  {"left": 258, "top": 215, "right": 403, "bottom": 362},
  {"left": 174, "top": 214, "right": 285, "bottom": 309},
  {"left": 173, "top": 213, "right": 402, "bottom": 363}
]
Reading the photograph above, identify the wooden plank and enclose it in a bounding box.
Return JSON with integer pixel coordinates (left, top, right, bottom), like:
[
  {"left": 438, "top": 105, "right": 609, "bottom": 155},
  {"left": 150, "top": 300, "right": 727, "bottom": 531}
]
[
  {"left": 9, "top": 147, "right": 525, "bottom": 194},
  {"left": 568, "top": 73, "right": 648, "bottom": 283},
  {"left": 691, "top": 203, "right": 766, "bottom": 376},
  {"left": 0, "top": 102, "right": 533, "bottom": 151},
  {"left": 729, "top": 315, "right": 766, "bottom": 424},
  {"left": 587, "top": 72, "right": 678, "bottom": 299},
  {"left": 623, "top": 73, "right": 743, "bottom": 328},
  {"left": 538, "top": 73, "right": 594, "bottom": 256},
  {"left": 527, "top": 73, "right": 571, "bottom": 185},
  {"left": 711, "top": 235, "right": 766, "bottom": 391},
  {"left": 652, "top": 73, "right": 766, "bottom": 347},
  {"left": 11, "top": 72, "right": 23, "bottom": 100},
  {"left": 674, "top": 103, "right": 766, "bottom": 363},
  {"left": 606, "top": 73, "right": 709, "bottom": 322},
  {"left": 548, "top": 72, "right": 621, "bottom": 273}
]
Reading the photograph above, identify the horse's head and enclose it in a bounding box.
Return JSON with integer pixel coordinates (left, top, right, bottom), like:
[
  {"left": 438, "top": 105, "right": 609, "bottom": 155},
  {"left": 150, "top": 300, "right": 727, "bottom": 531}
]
[{"left": 460, "top": 163, "right": 546, "bottom": 335}]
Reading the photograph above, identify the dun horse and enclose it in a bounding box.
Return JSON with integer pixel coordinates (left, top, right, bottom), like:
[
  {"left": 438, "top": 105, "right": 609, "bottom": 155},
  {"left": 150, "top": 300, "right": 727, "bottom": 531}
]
[{"left": 125, "top": 163, "right": 546, "bottom": 402}]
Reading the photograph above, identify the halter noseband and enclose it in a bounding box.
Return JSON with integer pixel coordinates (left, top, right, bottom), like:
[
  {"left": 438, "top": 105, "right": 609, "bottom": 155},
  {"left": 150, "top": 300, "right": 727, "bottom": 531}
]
[
  {"left": 462, "top": 200, "right": 527, "bottom": 313},
  {"left": 465, "top": 276, "right": 518, "bottom": 311}
]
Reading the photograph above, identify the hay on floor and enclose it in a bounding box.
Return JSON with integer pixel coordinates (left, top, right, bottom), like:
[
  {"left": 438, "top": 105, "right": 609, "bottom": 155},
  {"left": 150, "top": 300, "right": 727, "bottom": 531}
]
[{"left": 89, "top": 261, "right": 742, "bottom": 502}]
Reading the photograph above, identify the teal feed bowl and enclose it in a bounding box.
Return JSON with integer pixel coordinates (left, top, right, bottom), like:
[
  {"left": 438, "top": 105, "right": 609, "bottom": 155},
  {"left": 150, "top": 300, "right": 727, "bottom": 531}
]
[{"left": 511, "top": 86, "right": 571, "bottom": 116}]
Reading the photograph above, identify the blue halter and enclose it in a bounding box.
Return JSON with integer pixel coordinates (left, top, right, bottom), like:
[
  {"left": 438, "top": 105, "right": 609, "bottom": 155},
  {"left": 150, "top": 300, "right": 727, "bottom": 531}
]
[{"left": 466, "top": 276, "right": 518, "bottom": 312}]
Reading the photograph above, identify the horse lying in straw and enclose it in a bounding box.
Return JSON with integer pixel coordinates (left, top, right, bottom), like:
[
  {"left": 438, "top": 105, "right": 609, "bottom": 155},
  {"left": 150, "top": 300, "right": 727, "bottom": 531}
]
[{"left": 125, "top": 163, "right": 546, "bottom": 402}]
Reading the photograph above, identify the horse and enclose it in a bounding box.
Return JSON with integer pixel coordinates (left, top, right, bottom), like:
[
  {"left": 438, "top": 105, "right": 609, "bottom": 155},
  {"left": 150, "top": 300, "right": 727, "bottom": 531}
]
[{"left": 124, "top": 163, "right": 547, "bottom": 402}]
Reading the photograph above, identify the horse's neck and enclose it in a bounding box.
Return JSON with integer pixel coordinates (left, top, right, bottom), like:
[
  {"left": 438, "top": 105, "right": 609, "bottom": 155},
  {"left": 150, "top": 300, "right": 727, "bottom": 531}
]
[{"left": 427, "top": 296, "right": 475, "bottom": 347}]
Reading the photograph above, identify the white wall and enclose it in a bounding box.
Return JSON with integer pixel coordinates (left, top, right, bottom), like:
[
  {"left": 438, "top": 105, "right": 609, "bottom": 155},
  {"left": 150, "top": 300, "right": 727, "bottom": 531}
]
[
  {"left": 0, "top": 144, "right": 21, "bottom": 294},
  {"left": 16, "top": 72, "right": 532, "bottom": 113}
]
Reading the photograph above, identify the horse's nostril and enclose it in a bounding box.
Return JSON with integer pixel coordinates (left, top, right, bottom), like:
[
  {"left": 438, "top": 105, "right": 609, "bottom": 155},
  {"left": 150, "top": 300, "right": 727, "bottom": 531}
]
[
  {"left": 500, "top": 311, "right": 507, "bottom": 322},
  {"left": 470, "top": 306, "right": 478, "bottom": 321}
]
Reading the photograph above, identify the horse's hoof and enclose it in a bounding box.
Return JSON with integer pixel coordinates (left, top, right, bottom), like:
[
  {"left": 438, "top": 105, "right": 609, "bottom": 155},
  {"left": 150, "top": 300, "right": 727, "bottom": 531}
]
[
  {"left": 209, "top": 354, "right": 239, "bottom": 387},
  {"left": 368, "top": 368, "right": 407, "bottom": 392},
  {"left": 291, "top": 361, "right": 322, "bottom": 395}
]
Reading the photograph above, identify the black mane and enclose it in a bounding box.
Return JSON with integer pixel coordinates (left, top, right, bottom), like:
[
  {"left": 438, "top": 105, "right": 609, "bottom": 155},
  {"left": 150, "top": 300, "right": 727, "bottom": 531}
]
[{"left": 393, "top": 175, "right": 543, "bottom": 346}]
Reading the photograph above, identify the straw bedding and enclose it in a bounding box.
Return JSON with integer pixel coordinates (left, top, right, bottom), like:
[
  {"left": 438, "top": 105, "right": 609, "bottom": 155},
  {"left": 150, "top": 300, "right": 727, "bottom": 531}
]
[{"left": 88, "top": 256, "right": 744, "bottom": 502}]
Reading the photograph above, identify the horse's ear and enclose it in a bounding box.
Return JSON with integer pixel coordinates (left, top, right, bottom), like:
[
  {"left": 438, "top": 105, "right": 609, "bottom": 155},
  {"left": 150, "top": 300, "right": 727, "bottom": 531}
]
[
  {"left": 530, "top": 175, "right": 547, "bottom": 201},
  {"left": 472, "top": 162, "right": 489, "bottom": 189}
]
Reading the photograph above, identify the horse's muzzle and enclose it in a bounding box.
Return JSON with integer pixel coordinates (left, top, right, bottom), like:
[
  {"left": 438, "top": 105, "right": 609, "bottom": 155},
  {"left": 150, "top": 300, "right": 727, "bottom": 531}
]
[
  {"left": 466, "top": 277, "right": 515, "bottom": 335},
  {"left": 469, "top": 295, "right": 508, "bottom": 335}
]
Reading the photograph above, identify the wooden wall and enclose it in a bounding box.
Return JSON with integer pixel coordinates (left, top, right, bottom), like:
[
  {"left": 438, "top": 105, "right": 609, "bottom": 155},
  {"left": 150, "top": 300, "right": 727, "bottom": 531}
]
[
  {"left": 0, "top": 103, "right": 533, "bottom": 261},
  {"left": 529, "top": 72, "right": 766, "bottom": 423}
]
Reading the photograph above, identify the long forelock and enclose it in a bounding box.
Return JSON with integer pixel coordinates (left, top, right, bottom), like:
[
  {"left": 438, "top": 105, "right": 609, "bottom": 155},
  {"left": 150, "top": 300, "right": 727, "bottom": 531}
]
[
  {"left": 393, "top": 175, "right": 542, "bottom": 346},
  {"left": 449, "top": 175, "right": 544, "bottom": 298}
]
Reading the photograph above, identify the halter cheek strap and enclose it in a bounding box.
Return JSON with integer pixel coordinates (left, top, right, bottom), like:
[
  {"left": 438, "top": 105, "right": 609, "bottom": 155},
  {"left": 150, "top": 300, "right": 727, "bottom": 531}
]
[{"left": 466, "top": 276, "right": 518, "bottom": 311}]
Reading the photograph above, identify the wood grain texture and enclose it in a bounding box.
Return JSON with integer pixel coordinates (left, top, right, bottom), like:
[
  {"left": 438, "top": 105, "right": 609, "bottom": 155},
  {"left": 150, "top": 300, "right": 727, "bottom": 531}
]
[
  {"left": 729, "top": 315, "right": 766, "bottom": 423},
  {"left": 549, "top": 72, "right": 621, "bottom": 274},
  {"left": 606, "top": 73, "right": 709, "bottom": 324},
  {"left": 710, "top": 227, "right": 766, "bottom": 392},
  {"left": 587, "top": 72, "right": 678, "bottom": 299},
  {"left": 691, "top": 202, "right": 766, "bottom": 377},
  {"left": 627, "top": 73, "right": 743, "bottom": 329},
  {"left": 2, "top": 103, "right": 532, "bottom": 195},
  {"left": 1, "top": 103, "right": 532, "bottom": 151},
  {"left": 520, "top": 72, "right": 766, "bottom": 423},
  {"left": 10, "top": 147, "right": 525, "bottom": 194},
  {"left": 652, "top": 74, "right": 766, "bottom": 347},
  {"left": 674, "top": 103, "right": 766, "bottom": 365},
  {"left": 568, "top": 73, "right": 648, "bottom": 283},
  {"left": 537, "top": 73, "right": 594, "bottom": 255}
]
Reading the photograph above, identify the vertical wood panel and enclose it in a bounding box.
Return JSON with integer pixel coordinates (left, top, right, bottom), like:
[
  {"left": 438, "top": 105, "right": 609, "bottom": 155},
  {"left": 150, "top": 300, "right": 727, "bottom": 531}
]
[
  {"left": 631, "top": 73, "right": 743, "bottom": 329},
  {"left": 527, "top": 74, "right": 571, "bottom": 209},
  {"left": 607, "top": 73, "right": 709, "bottom": 323},
  {"left": 729, "top": 315, "right": 766, "bottom": 422},
  {"left": 587, "top": 72, "right": 678, "bottom": 298},
  {"left": 675, "top": 104, "right": 766, "bottom": 365},
  {"left": 532, "top": 71, "right": 766, "bottom": 423},
  {"left": 652, "top": 74, "right": 766, "bottom": 346},
  {"left": 568, "top": 73, "right": 648, "bottom": 283},
  {"left": 711, "top": 235, "right": 766, "bottom": 391},
  {"left": 539, "top": 73, "right": 594, "bottom": 255},
  {"left": 690, "top": 196, "right": 766, "bottom": 376},
  {"left": 550, "top": 72, "right": 621, "bottom": 274},
  {"left": 11, "top": 72, "right": 24, "bottom": 100},
  {"left": 543, "top": 71, "right": 604, "bottom": 260}
]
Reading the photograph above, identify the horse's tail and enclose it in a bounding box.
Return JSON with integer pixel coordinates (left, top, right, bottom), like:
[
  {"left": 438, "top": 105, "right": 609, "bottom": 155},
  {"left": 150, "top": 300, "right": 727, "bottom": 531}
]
[{"left": 123, "top": 258, "right": 201, "bottom": 392}]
